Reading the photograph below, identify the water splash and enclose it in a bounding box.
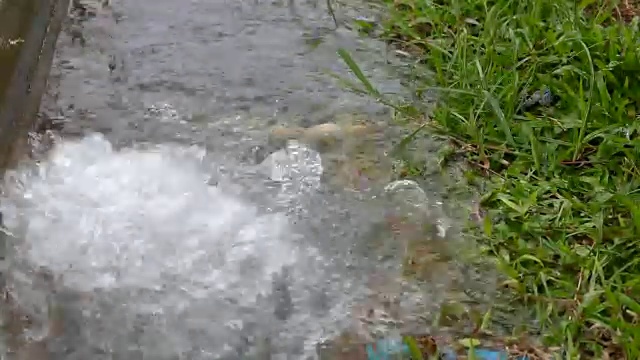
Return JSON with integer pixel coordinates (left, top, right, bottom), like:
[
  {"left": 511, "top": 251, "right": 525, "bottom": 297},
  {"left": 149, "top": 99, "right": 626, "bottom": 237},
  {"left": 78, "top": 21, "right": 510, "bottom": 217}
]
[
  {"left": 0, "top": 133, "right": 356, "bottom": 359},
  {"left": 259, "top": 139, "right": 323, "bottom": 190}
]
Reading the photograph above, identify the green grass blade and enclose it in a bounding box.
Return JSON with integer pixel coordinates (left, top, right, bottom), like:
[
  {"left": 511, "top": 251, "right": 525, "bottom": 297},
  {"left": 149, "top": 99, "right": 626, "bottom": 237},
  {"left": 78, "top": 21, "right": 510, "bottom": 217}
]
[{"left": 337, "top": 48, "right": 381, "bottom": 98}]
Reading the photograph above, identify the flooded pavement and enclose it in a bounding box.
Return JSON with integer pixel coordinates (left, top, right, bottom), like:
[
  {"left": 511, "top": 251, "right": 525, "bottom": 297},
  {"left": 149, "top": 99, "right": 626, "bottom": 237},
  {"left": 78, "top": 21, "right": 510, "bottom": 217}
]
[{"left": 0, "top": 0, "right": 506, "bottom": 359}]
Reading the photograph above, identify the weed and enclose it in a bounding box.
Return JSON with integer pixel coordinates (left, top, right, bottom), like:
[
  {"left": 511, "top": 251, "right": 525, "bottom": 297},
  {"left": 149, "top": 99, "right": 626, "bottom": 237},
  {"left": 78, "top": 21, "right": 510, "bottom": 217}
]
[{"left": 337, "top": 0, "right": 640, "bottom": 358}]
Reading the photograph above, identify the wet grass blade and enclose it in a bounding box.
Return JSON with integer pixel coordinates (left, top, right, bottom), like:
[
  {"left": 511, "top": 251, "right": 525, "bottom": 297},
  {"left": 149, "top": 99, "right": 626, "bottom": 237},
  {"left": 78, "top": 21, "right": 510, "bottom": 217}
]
[
  {"left": 483, "top": 90, "right": 515, "bottom": 146},
  {"left": 351, "top": 0, "right": 640, "bottom": 357},
  {"left": 326, "top": 0, "right": 338, "bottom": 28},
  {"left": 390, "top": 123, "right": 427, "bottom": 157},
  {"left": 403, "top": 336, "right": 424, "bottom": 360},
  {"left": 337, "top": 48, "right": 381, "bottom": 98}
]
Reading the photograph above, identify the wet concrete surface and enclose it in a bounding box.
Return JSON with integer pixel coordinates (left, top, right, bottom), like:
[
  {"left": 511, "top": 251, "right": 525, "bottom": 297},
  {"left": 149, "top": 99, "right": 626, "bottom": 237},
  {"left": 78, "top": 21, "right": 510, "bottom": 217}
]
[
  {"left": 0, "top": 0, "right": 510, "bottom": 359},
  {"left": 41, "top": 0, "right": 403, "bottom": 151}
]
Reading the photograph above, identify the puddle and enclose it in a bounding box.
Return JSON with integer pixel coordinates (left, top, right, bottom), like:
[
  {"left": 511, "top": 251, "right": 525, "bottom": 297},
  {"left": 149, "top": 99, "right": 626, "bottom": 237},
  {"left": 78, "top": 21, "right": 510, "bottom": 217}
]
[{"left": 0, "top": 0, "right": 505, "bottom": 358}]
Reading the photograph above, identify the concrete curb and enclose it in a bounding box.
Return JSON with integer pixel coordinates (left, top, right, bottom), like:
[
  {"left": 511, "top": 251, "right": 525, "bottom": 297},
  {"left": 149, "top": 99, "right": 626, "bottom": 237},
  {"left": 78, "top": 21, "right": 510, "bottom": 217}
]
[
  {"left": 0, "top": 0, "right": 70, "bottom": 357},
  {"left": 0, "top": 0, "right": 71, "bottom": 170}
]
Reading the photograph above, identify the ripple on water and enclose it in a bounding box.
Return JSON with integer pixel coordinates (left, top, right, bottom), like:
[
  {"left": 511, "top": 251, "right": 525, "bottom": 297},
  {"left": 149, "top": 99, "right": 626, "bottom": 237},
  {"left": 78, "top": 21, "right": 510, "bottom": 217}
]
[{"left": 0, "top": 133, "right": 360, "bottom": 359}]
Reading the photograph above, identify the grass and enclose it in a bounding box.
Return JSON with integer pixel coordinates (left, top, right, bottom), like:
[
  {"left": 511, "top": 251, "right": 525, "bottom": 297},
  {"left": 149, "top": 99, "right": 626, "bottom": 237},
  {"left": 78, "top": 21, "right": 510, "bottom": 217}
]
[{"left": 336, "top": 0, "right": 640, "bottom": 358}]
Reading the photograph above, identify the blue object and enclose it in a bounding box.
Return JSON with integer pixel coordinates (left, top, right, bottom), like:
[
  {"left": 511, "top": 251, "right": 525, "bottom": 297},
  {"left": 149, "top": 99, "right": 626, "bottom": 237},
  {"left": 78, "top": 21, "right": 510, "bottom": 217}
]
[
  {"left": 471, "top": 348, "right": 530, "bottom": 360},
  {"left": 470, "top": 349, "right": 509, "bottom": 360},
  {"left": 366, "top": 337, "right": 410, "bottom": 359},
  {"left": 441, "top": 347, "right": 530, "bottom": 360},
  {"left": 365, "top": 336, "right": 531, "bottom": 360}
]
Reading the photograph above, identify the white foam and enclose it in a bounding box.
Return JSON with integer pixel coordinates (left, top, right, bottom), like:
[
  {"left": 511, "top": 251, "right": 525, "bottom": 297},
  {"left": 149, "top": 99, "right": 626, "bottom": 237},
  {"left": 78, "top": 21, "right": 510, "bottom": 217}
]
[
  {"left": 0, "top": 133, "right": 346, "bottom": 358},
  {"left": 3, "top": 133, "right": 294, "bottom": 295}
]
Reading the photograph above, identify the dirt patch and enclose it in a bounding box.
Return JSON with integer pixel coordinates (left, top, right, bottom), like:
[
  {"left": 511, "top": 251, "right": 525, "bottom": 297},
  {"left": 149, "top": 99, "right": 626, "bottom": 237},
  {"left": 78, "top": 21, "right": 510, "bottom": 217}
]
[{"left": 613, "top": 0, "right": 640, "bottom": 22}]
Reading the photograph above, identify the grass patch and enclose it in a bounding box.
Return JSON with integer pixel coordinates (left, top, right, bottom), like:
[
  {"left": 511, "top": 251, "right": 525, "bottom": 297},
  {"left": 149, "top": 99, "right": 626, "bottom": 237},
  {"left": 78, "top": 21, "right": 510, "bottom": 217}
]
[{"left": 337, "top": 0, "right": 640, "bottom": 358}]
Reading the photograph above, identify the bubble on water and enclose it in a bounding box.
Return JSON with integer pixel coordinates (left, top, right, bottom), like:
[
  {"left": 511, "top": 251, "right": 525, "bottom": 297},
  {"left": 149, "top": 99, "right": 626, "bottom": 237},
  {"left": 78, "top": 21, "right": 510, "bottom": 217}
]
[
  {"left": 144, "top": 102, "right": 180, "bottom": 123},
  {"left": 258, "top": 139, "right": 324, "bottom": 217},
  {"left": 0, "top": 133, "right": 355, "bottom": 359},
  {"left": 383, "top": 179, "right": 429, "bottom": 219},
  {"left": 259, "top": 139, "right": 323, "bottom": 188}
]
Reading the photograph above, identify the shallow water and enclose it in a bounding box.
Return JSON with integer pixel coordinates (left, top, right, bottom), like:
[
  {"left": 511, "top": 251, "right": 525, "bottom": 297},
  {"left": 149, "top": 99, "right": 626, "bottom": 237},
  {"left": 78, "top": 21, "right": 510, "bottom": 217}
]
[
  {"left": 1, "top": 133, "right": 373, "bottom": 358},
  {"left": 47, "top": 0, "right": 403, "bottom": 146},
  {"left": 0, "top": 0, "right": 499, "bottom": 358}
]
